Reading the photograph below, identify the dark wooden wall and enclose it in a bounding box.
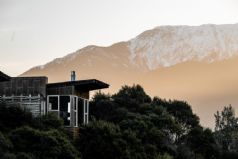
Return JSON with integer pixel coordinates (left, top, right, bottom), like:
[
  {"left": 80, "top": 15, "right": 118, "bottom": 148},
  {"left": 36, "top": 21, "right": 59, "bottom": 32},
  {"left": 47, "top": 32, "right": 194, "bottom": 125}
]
[
  {"left": 47, "top": 86, "right": 74, "bottom": 95},
  {"left": 75, "top": 90, "right": 89, "bottom": 99},
  {"left": 47, "top": 86, "right": 89, "bottom": 99},
  {"left": 0, "top": 77, "right": 48, "bottom": 96}
]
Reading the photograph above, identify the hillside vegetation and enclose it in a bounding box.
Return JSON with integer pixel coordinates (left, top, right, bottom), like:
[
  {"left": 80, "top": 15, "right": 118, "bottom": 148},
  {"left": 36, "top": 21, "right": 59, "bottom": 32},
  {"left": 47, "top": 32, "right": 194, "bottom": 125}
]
[{"left": 0, "top": 85, "right": 238, "bottom": 159}]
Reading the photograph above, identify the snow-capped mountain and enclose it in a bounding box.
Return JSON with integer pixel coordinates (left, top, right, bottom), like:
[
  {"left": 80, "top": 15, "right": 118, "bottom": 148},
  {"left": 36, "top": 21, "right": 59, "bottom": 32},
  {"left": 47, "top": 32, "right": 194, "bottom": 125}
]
[
  {"left": 21, "top": 23, "right": 238, "bottom": 128},
  {"left": 26, "top": 23, "right": 238, "bottom": 75},
  {"left": 129, "top": 24, "right": 238, "bottom": 70}
]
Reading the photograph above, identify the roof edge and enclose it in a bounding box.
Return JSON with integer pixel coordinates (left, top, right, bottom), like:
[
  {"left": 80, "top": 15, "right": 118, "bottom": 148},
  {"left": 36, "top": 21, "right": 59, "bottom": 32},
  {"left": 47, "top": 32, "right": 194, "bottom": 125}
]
[
  {"left": 0, "top": 71, "right": 11, "bottom": 81},
  {"left": 47, "top": 79, "right": 109, "bottom": 90}
]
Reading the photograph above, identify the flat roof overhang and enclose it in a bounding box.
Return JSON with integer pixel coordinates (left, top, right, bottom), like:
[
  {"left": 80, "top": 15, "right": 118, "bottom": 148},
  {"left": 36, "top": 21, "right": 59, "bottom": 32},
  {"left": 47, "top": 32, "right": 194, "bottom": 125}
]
[{"left": 46, "top": 79, "right": 109, "bottom": 91}]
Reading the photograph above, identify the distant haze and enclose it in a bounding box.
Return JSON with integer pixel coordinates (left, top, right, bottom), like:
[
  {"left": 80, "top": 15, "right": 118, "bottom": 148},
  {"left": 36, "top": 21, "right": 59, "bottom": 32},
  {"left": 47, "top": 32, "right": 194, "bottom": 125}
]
[
  {"left": 22, "top": 24, "right": 238, "bottom": 128},
  {"left": 1, "top": 0, "right": 238, "bottom": 76}
]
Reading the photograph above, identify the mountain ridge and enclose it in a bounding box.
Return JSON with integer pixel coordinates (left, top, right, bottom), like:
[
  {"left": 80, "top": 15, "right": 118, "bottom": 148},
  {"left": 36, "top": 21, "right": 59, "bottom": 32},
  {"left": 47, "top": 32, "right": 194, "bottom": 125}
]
[
  {"left": 21, "top": 23, "right": 238, "bottom": 128},
  {"left": 24, "top": 23, "right": 238, "bottom": 74},
  {"left": 129, "top": 23, "right": 238, "bottom": 70}
]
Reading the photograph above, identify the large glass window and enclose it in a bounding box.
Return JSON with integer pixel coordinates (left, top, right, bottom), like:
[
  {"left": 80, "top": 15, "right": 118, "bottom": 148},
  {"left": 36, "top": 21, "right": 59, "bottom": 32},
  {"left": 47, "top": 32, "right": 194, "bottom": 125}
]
[
  {"left": 84, "top": 99, "right": 89, "bottom": 124},
  {"left": 85, "top": 100, "right": 88, "bottom": 113},
  {"left": 74, "top": 97, "right": 77, "bottom": 111},
  {"left": 49, "top": 96, "right": 59, "bottom": 110},
  {"left": 59, "top": 96, "right": 70, "bottom": 126},
  {"left": 47, "top": 95, "right": 87, "bottom": 127},
  {"left": 78, "top": 98, "right": 84, "bottom": 124},
  {"left": 73, "top": 97, "right": 78, "bottom": 127}
]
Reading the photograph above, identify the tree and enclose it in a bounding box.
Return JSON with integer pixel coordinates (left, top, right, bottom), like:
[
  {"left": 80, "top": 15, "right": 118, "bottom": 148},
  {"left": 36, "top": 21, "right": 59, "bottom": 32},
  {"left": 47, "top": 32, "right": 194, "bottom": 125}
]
[
  {"left": 215, "top": 105, "right": 238, "bottom": 132},
  {"left": 152, "top": 97, "right": 199, "bottom": 135},
  {"left": 86, "top": 85, "right": 205, "bottom": 158},
  {"left": 76, "top": 120, "right": 128, "bottom": 159},
  {"left": 214, "top": 105, "right": 238, "bottom": 152},
  {"left": 0, "top": 131, "right": 12, "bottom": 157},
  {"left": 9, "top": 126, "right": 80, "bottom": 159},
  {"left": 184, "top": 127, "right": 220, "bottom": 159},
  {"left": 90, "top": 93, "right": 128, "bottom": 123},
  {"left": 112, "top": 85, "right": 151, "bottom": 112}
]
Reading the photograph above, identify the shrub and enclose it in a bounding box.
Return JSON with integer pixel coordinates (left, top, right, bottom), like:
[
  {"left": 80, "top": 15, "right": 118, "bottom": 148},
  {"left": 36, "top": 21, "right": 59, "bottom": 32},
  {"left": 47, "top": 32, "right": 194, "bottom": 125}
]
[
  {"left": 9, "top": 126, "right": 80, "bottom": 159},
  {"left": 0, "top": 103, "right": 33, "bottom": 132}
]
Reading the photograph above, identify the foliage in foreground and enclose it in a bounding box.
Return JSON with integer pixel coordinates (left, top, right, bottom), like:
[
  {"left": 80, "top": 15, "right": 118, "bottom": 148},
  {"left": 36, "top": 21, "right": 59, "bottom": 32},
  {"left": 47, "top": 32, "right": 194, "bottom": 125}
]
[
  {"left": 79, "top": 85, "right": 221, "bottom": 159},
  {"left": 1, "top": 85, "right": 238, "bottom": 159},
  {"left": 214, "top": 105, "right": 238, "bottom": 157},
  {"left": 0, "top": 103, "right": 80, "bottom": 159}
]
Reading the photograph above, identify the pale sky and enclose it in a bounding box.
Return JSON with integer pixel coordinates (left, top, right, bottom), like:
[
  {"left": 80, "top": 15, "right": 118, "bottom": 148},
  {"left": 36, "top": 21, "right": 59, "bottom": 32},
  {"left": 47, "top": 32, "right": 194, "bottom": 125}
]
[{"left": 1, "top": 0, "right": 238, "bottom": 76}]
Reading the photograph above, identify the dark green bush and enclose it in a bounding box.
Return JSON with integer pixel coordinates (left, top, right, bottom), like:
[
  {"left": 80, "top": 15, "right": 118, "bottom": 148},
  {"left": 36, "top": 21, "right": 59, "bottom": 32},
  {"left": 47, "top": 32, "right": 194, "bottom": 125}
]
[
  {"left": 0, "top": 103, "right": 33, "bottom": 132},
  {"left": 9, "top": 126, "right": 80, "bottom": 159}
]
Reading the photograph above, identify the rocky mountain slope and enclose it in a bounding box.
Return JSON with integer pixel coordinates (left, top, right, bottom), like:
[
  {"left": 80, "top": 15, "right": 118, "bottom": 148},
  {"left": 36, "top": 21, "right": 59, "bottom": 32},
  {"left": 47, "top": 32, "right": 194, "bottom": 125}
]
[{"left": 21, "top": 23, "right": 238, "bottom": 128}]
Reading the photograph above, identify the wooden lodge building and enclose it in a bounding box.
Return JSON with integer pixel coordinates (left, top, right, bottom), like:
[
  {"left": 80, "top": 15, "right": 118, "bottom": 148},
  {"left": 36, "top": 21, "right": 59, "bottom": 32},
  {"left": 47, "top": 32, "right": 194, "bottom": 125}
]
[{"left": 0, "top": 71, "right": 109, "bottom": 128}]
